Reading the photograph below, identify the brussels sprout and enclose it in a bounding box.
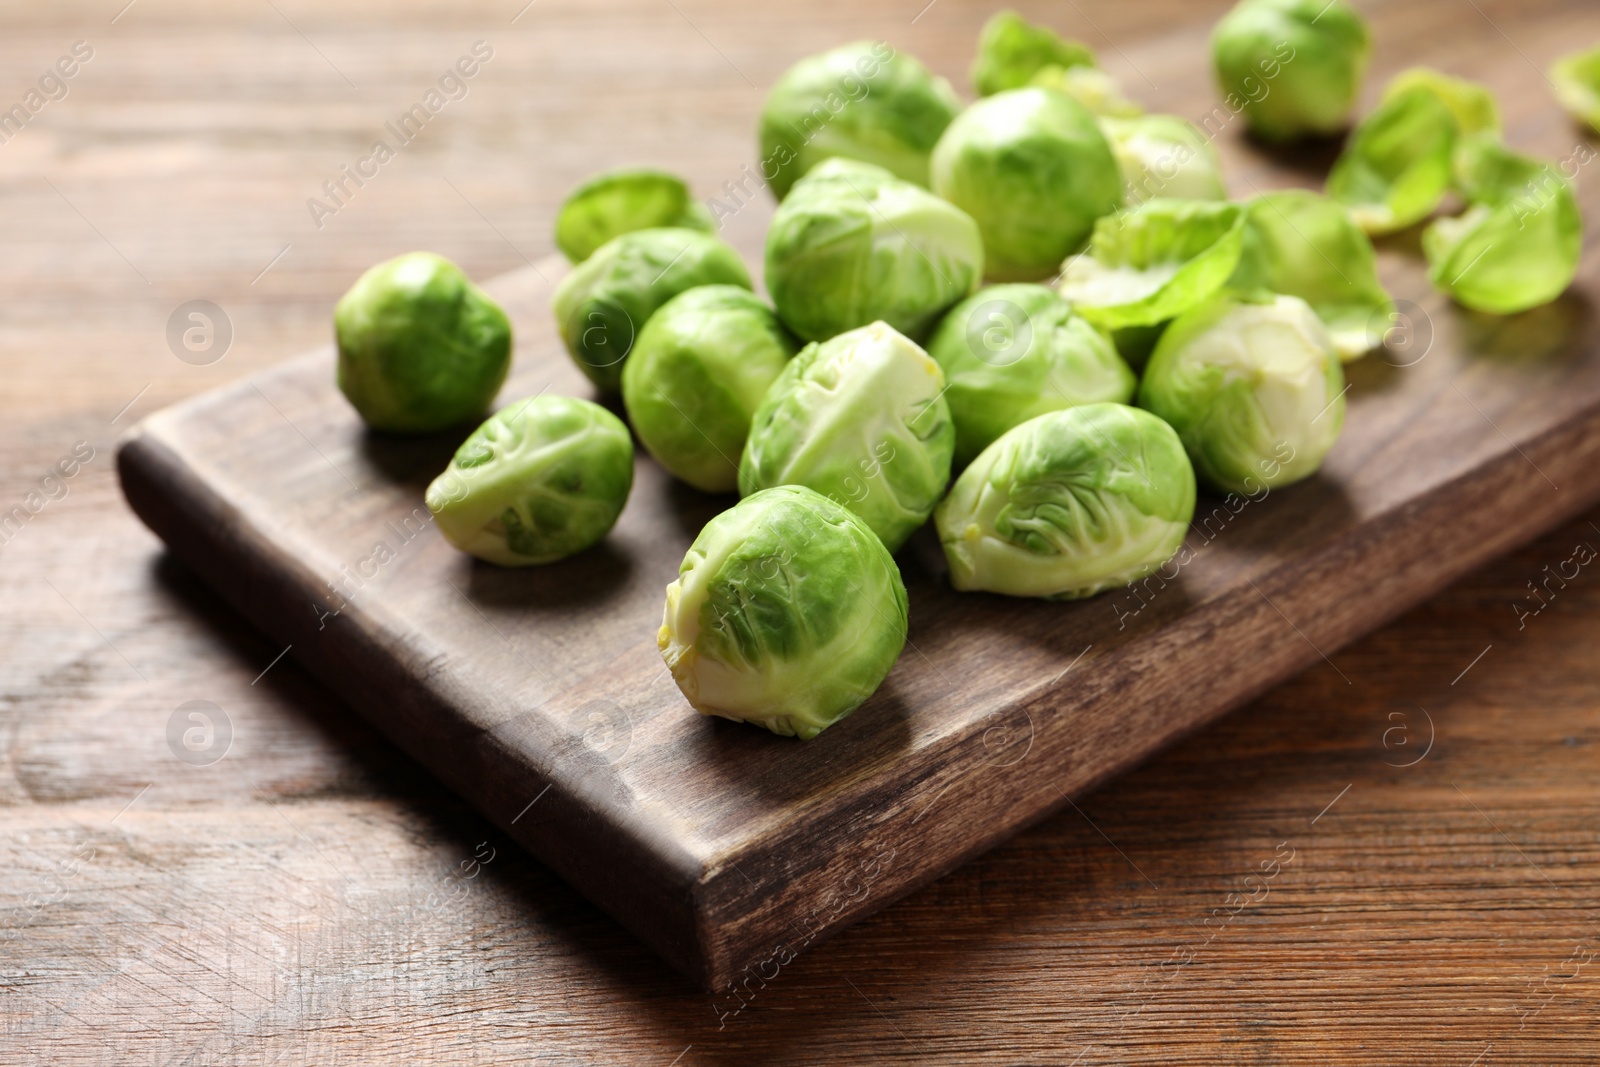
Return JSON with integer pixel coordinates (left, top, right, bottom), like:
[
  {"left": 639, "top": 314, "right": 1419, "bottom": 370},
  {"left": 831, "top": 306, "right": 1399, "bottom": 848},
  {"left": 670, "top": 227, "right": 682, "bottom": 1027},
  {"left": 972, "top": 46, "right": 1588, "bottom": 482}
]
[
  {"left": 1552, "top": 45, "right": 1600, "bottom": 133},
  {"left": 759, "top": 41, "right": 962, "bottom": 200},
  {"left": 935, "top": 404, "right": 1196, "bottom": 599},
  {"left": 554, "top": 168, "right": 714, "bottom": 263},
  {"left": 931, "top": 87, "right": 1124, "bottom": 281},
  {"left": 1101, "top": 115, "right": 1228, "bottom": 204},
  {"left": 658, "top": 485, "right": 908, "bottom": 740},
  {"left": 1327, "top": 86, "right": 1457, "bottom": 234},
  {"left": 335, "top": 252, "right": 512, "bottom": 435},
  {"left": 1382, "top": 68, "right": 1501, "bottom": 138},
  {"left": 1058, "top": 199, "right": 1246, "bottom": 331},
  {"left": 971, "top": 10, "right": 1095, "bottom": 97},
  {"left": 552, "top": 227, "right": 752, "bottom": 393},
  {"left": 928, "top": 284, "right": 1136, "bottom": 467},
  {"left": 1229, "top": 189, "right": 1394, "bottom": 359},
  {"left": 1212, "top": 0, "right": 1371, "bottom": 143},
  {"left": 740, "top": 321, "right": 954, "bottom": 552},
  {"left": 621, "top": 286, "right": 799, "bottom": 493},
  {"left": 1030, "top": 65, "right": 1144, "bottom": 119},
  {"left": 765, "top": 159, "right": 983, "bottom": 343},
  {"left": 1423, "top": 136, "right": 1582, "bottom": 315},
  {"left": 1137, "top": 291, "right": 1345, "bottom": 494},
  {"left": 424, "top": 395, "right": 633, "bottom": 566}
]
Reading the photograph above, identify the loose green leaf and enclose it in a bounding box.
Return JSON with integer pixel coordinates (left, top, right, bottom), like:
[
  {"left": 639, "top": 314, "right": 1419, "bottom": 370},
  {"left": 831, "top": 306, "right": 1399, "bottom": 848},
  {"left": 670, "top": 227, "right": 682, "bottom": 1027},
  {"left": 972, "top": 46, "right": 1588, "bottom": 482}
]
[
  {"left": 554, "top": 168, "right": 713, "bottom": 264},
  {"left": 1327, "top": 85, "right": 1457, "bottom": 234},
  {"left": 1229, "top": 189, "right": 1395, "bottom": 360},
  {"left": 1058, "top": 199, "right": 1246, "bottom": 331},
  {"left": 1382, "top": 67, "right": 1500, "bottom": 138},
  {"left": 1424, "top": 135, "right": 1582, "bottom": 315},
  {"left": 1551, "top": 44, "right": 1600, "bottom": 133},
  {"left": 971, "top": 10, "right": 1096, "bottom": 97}
]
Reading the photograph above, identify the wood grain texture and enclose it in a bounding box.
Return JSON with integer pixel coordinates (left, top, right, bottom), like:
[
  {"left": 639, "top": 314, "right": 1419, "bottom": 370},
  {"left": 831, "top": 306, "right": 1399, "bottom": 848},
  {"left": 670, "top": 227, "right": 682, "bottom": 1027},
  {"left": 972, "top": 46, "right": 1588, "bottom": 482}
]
[{"left": 5, "top": 0, "right": 1600, "bottom": 1062}]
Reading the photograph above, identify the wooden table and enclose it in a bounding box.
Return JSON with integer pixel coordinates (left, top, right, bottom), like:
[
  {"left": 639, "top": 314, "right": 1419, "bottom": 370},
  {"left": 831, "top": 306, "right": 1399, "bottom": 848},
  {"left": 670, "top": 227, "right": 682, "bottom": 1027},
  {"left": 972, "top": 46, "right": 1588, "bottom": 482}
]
[{"left": 3, "top": 0, "right": 1597, "bottom": 1062}]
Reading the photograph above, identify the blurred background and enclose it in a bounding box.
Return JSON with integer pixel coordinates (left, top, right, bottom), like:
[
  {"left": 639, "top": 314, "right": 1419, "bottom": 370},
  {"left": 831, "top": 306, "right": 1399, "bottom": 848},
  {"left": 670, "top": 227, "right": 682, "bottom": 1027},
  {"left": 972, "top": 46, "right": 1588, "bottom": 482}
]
[{"left": 3, "top": 0, "right": 1598, "bottom": 1063}]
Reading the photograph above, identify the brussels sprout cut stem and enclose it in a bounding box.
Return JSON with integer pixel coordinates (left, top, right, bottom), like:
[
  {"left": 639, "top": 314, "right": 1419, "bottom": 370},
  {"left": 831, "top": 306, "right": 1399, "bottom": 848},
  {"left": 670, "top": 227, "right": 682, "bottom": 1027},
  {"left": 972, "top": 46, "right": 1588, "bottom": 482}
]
[
  {"left": 659, "top": 485, "right": 909, "bottom": 740},
  {"left": 425, "top": 395, "right": 634, "bottom": 566},
  {"left": 336, "top": 252, "right": 512, "bottom": 434},
  {"left": 740, "top": 321, "right": 955, "bottom": 552},
  {"left": 935, "top": 404, "right": 1197, "bottom": 600},
  {"left": 1138, "top": 292, "right": 1346, "bottom": 495}
]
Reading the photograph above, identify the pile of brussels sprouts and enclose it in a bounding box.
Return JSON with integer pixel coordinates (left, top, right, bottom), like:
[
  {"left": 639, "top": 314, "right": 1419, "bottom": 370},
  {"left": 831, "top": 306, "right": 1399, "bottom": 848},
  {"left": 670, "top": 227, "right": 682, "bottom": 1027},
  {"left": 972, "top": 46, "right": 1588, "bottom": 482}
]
[{"left": 333, "top": 3, "right": 1588, "bottom": 742}]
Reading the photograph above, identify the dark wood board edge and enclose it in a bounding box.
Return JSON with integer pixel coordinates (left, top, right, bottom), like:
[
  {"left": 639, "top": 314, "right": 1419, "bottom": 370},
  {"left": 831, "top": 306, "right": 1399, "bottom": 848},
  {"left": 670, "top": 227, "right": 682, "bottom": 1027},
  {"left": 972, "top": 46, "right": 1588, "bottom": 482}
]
[
  {"left": 116, "top": 424, "right": 719, "bottom": 988},
  {"left": 693, "top": 398, "right": 1600, "bottom": 991}
]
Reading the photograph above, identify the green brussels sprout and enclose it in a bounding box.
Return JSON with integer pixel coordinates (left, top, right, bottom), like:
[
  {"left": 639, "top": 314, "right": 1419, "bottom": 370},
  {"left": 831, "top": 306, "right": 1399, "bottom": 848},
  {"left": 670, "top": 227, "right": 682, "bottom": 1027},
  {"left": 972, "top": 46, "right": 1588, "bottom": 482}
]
[
  {"left": 1423, "top": 135, "right": 1582, "bottom": 315},
  {"left": 621, "top": 286, "right": 799, "bottom": 493},
  {"left": 1101, "top": 115, "right": 1228, "bottom": 204},
  {"left": 935, "top": 403, "right": 1196, "bottom": 599},
  {"left": 1029, "top": 65, "right": 1144, "bottom": 119},
  {"left": 928, "top": 284, "right": 1136, "bottom": 467},
  {"left": 1552, "top": 45, "right": 1600, "bottom": 133},
  {"left": 424, "top": 395, "right": 634, "bottom": 566},
  {"left": 554, "top": 168, "right": 714, "bottom": 263},
  {"left": 552, "top": 227, "right": 752, "bottom": 393},
  {"left": 658, "top": 484, "right": 908, "bottom": 739},
  {"left": 335, "top": 252, "right": 512, "bottom": 434},
  {"left": 1326, "top": 86, "right": 1457, "bottom": 234},
  {"left": 1212, "top": 0, "right": 1371, "bottom": 143},
  {"left": 1383, "top": 68, "right": 1501, "bottom": 138},
  {"left": 1137, "top": 291, "right": 1345, "bottom": 494},
  {"left": 1058, "top": 199, "right": 1247, "bottom": 331},
  {"left": 765, "top": 159, "right": 983, "bottom": 343},
  {"left": 759, "top": 41, "right": 962, "bottom": 200},
  {"left": 739, "top": 321, "right": 954, "bottom": 552},
  {"left": 931, "top": 87, "right": 1124, "bottom": 281},
  {"left": 971, "top": 10, "right": 1096, "bottom": 97},
  {"left": 1229, "top": 189, "right": 1394, "bottom": 359}
]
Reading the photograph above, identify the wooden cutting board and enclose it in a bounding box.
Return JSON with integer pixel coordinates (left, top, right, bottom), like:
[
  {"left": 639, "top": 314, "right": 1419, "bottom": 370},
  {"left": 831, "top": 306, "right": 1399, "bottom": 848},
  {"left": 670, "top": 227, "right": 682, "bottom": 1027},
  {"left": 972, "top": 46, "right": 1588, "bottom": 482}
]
[{"left": 117, "top": 71, "right": 1600, "bottom": 994}]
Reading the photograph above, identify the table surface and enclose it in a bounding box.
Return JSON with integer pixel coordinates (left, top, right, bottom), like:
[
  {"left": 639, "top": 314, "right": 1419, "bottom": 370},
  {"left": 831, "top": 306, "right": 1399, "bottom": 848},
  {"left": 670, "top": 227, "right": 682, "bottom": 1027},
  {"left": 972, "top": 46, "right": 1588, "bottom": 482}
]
[{"left": 3, "top": 0, "right": 1599, "bottom": 1063}]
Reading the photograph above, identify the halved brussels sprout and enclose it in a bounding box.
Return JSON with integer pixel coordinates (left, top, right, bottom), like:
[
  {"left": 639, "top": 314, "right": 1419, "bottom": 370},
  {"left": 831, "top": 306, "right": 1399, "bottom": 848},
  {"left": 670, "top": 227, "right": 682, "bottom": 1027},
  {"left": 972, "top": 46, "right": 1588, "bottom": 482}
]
[
  {"left": 1552, "top": 45, "right": 1600, "bottom": 133},
  {"left": 765, "top": 159, "right": 983, "bottom": 343},
  {"left": 554, "top": 168, "right": 714, "bottom": 264},
  {"left": 621, "top": 286, "right": 799, "bottom": 493},
  {"left": 927, "top": 284, "right": 1137, "bottom": 467},
  {"left": 1229, "top": 189, "right": 1394, "bottom": 359},
  {"left": 1212, "top": 0, "right": 1371, "bottom": 143},
  {"left": 931, "top": 87, "right": 1124, "bottom": 281},
  {"left": 336, "top": 252, "right": 512, "bottom": 434},
  {"left": 1383, "top": 68, "right": 1501, "bottom": 138},
  {"left": 935, "top": 403, "right": 1196, "bottom": 599},
  {"left": 759, "top": 41, "right": 962, "bottom": 199},
  {"left": 1138, "top": 291, "right": 1345, "bottom": 494},
  {"left": 1029, "top": 65, "right": 1144, "bottom": 119},
  {"left": 1101, "top": 115, "right": 1228, "bottom": 204},
  {"left": 1423, "top": 136, "right": 1582, "bottom": 315},
  {"left": 552, "top": 227, "right": 752, "bottom": 393},
  {"left": 424, "top": 395, "right": 633, "bottom": 566},
  {"left": 971, "top": 10, "right": 1095, "bottom": 97},
  {"left": 658, "top": 484, "right": 908, "bottom": 740},
  {"left": 740, "top": 321, "right": 954, "bottom": 552},
  {"left": 1058, "top": 199, "right": 1247, "bottom": 331},
  {"left": 1327, "top": 86, "right": 1457, "bottom": 234}
]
